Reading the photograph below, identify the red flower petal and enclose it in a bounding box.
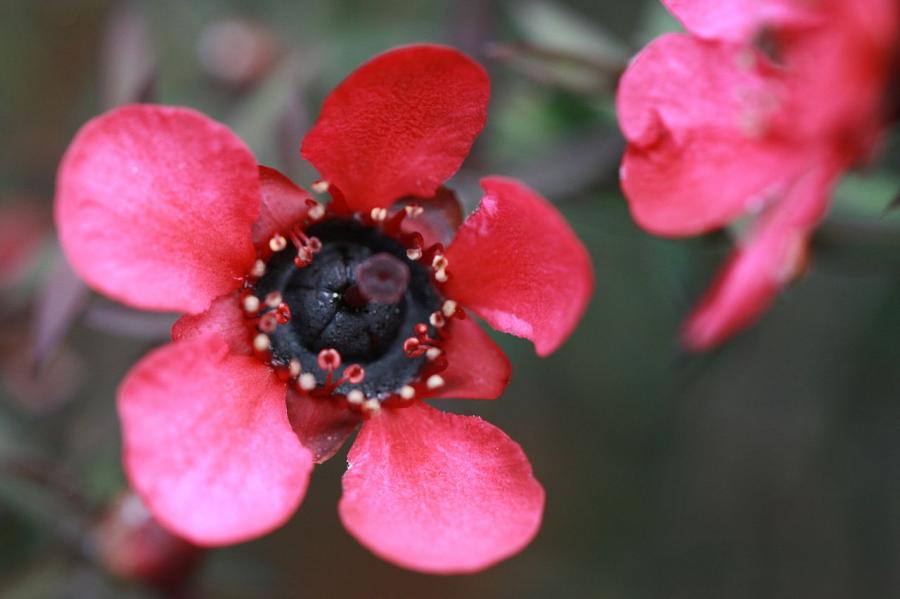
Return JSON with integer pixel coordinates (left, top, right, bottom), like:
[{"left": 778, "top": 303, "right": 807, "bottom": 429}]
[
  {"left": 682, "top": 161, "right": 837, "bottom": 350},
  {"left": 621, "top": 131, "right": 803, "bottom": 236},
  {"left": 56, "top": 105, "right": 260, "bottom": 314},
  {"left": 616, "top": 34, "right": 783, "bottom": 148},
  {"left": 286, "top": 387, "right": 361, "bottom": 464},
  {"left": 301, "top": 45, "right": 489, "bottom": 212},
  {"left": 252, "top": 166, "right": 312, "bottom": 247},
  {"left": 430, "top": 314, "right": 510, "bottom": 400},
  {"left": 339, "top": 401, "right": 544, "bottom": 573},
  {"left": 395, "top": 187, "right": 464, "bottom": 248},
  {"left": 662, "top": 0, "right": 817, "bottom": 42},
  {"left": 118, "top": 334, "right": 311, "bottom": 545},
  {"left": 444, "top": 177, "right": 593, "bottom": 356},
  {"left": 171, "top": 293, "right": 250, "bottom": 355}
]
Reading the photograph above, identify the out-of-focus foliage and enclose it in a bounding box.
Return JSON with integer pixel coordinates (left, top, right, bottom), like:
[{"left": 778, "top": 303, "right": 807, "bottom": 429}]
[{"left": 0, "top": 1, "right": 897, "bottom": 597}]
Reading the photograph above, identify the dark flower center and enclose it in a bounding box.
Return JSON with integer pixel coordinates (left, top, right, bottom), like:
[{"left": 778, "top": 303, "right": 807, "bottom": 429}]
[{"left": 251, "top": 219, "right": 442, "bottom": 399}]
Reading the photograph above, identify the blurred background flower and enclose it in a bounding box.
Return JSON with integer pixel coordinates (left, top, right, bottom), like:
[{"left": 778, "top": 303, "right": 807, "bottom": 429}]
[{"left": 0, "top": 1, "right": 897, "bottom": 597}]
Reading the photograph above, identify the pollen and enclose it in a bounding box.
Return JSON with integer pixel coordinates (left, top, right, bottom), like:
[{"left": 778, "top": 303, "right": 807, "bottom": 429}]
[
  {"left": 299, "top": 373, "right": 317, "bottom": 391},
  {"left": 370, "top": 207, "right": 388, "bottom": 222},
  {"left": 399, "top": 385, "right": 416, "bottom": 400},
  {"left": 308, "top": 201, "right": 326, "bottom": 221},
  {"left": 441, "top": 299, "right": 458, "bottom": 318},
  {"left": 426, "top": 374, "right": 445, "bottom": 390},
  {"left": 347, "top": 389, "right": 365, "bottom": 405},
  {"left": 253, "top": 333, "right": 271, "bottom": 352},
  {"left": 431, "top": 254, "right": 448, "bottom": 271},
  {"left": 288, "top": 359, "right": 302, "bottom": 378},
  {"left": 362, "top": 398, "right": 381, "bottom": 414},
  {"left": 250, "top": 259, "right": 266, "bottom": 278},
  {"left": 269, "top": 234, "right": 288, "bottom": 252},
  {"left": 311, "top": 180, "right": 330, "bottom": 194},
  {"left": 242, "top": 294, "right": 261, "bottom": 314},
  {"left": 264, "top": 291, "right": 283, "bottom": 308}
]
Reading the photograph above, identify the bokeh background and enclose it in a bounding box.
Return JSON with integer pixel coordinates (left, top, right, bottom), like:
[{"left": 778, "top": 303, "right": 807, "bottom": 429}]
[{"left": 1, "top": 1, "right": 898, "bottom": 597}]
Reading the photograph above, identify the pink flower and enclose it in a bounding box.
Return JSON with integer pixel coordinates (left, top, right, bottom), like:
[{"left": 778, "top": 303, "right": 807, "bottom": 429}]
[
  {"left": 55, "top": 45, "right": 594, "bottom": 573},
  {"left": 617, "top": 0, "right": 899, "bottom": 349}
]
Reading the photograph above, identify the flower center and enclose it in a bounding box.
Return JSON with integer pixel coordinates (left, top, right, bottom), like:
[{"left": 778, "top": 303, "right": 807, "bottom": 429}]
[{"left": 250, "top": 218, "right": 444, "bottom": 402}]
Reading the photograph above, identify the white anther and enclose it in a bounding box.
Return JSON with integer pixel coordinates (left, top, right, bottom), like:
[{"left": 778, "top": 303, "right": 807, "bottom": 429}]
[
  {"left": 426, "top": 347, "right": 442, "bottom": 361},
  {"left": 253, "top": 333, "right": 270, "bottom": 352},
  {"left": 362, "top": 398, "right": 381, "bottom": 414},
  {"left": 299, "top": 373, "right": 317, "bottom": 391},
  {"left": 269, "top": 234, "right": 287, "bottom": 252},
  {"left": 434, "top": 268, "right": 448, "bottom": 283},
  {"left": 242, "top": 295, "right": 261, "bottom": 314},
  {"left": 250, "top": 259, "right": 266, "bottom": 278},
  {"left": 308, "top": 202, "right": 325, "bottom": 221},
  {"left": 441, "top": 300, "right": 457, "bottom": 318},
  {"left": 399, "top": 385, "right": 416, "bottom": 400},
  {"left": 370, "top": 207, "right": 388, "bottom": 222},
  {"left": 265, "top": 291, "right": 283, "bottom": 308},
  {"left": 431, "top": 254, "right": 448, "bottom": 270},
  {"left": 406, "top": 247, "right": 423, "bottom": 261},
  {"left": 289, "top": 359, "right": 302, "bottom": 378},
  {"left": 347, "top": 389, "right": 365, "bottom": 405},
  {"left": 311, "top": 180, "right": 330, "bottom": 194},
  {"left": 404, "top": 204, "right": 423, "bottom": 218},
  {"left": 426, "top": 374, "right": 445, "bottom": 390},
  {"left": 429, "top": 312, "right": 446, "bottom": 328}
]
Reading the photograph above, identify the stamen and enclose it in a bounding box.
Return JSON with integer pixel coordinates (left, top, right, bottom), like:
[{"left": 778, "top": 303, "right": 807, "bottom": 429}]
[
  {"left": 269, "top": 234, "right": 288, "bottom": 252},
  {"left": 288, "top": 359, "right": 302, "bottom": 378},
  {"left": 317, "top": 348, "right": 342, "bottom": 371},
  {"left": 275, "top": 303, "right": 292, "bottom": 324},
  {"left": 308, "top": 202, "right": 325, "bottom": 221},
  {"left": 404, "top": 204, "right": 423, "bottom": 218},
  {"left": 370, "top": 207, "right": 388, "bottom": 222},
  {"left": 250, "top": 259, "right": 266, "bottom": 278},
  {"left": 342, "top": 364, "right": 365, "bottom": 384},
  {"left": 429, "top": 311, "right": 446, "bottom": 328},
  {"left": 311, "top": 180, "right": 329, "bottom": 194},
  {"left": 399, "top": 385, "right": 416, "bottom": 400},
  {"left": 406, "top": 247, "right": 423, "bottom": 260},
  {"left": 431, "top": 254, "right": 448, "bottom": 271},
  {"left": 362, "top": 398, "right": 381, "bottom": 414},
  {"left": 299, "top": 373, "right": 317, "bottom": 391},
  {"left": 403, "top": 337, "right": 421, "bottom": 356},
  {"left": 426, "top": 374, "right": 445, "bottom": 390},
  {"left": 264, "top": 291, "right": 283, "bottom": 308},
  {"left": 242, "top": 294, "right": 261, "bottom": 314},
  {"left": 426, "top": 347, "right": 442, "bottom": 361},
  {"left": 346, "top": 389, "right": 365, "bottom": 405},
  {"left": 259, "top": 312, "right": 279, "bottom": 333},
  {"left": 434, "top": 268, "right": 448, "bottom": 283},
  {"left": 253, "top": 333, "right": 271, "bottom": 352},
  {"left": 294, "top": 246, "right": 313, "bottom": 268},
  {"left": 441, "top": 299, "right": 458, "bottom": 318}
]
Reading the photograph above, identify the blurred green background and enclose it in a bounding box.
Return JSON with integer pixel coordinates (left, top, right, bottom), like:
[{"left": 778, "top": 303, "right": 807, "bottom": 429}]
[{"left": 1, "top": 1, "right": 898, "bottom": 597}]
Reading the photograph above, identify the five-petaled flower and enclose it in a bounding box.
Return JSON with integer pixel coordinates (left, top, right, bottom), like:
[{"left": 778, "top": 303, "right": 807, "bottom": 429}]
[
  {"left": 617, "top": 0, "right": 899, "bottom": 350},
  {"left": 56, "top": 45, "right": 594, "bottom": 573}
]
